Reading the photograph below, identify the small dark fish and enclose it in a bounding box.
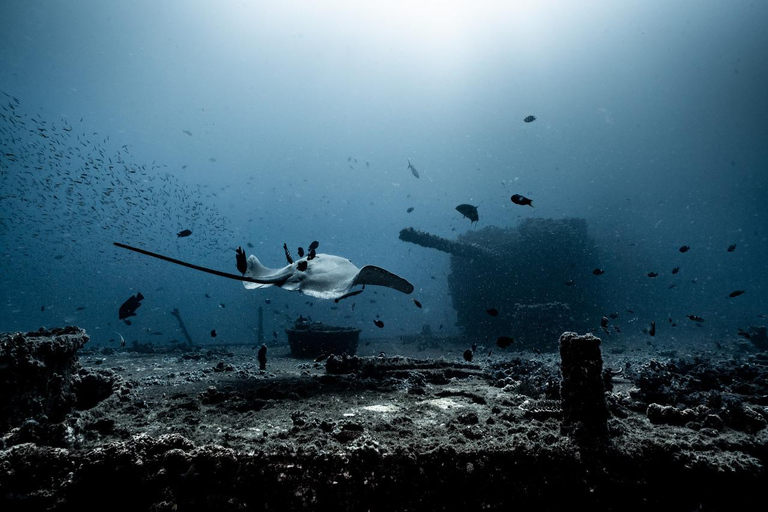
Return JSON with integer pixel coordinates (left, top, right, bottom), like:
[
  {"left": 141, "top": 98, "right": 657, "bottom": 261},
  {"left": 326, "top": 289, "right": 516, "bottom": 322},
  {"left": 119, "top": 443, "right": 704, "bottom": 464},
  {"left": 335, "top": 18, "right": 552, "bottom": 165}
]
[
  {"left": 627, "top": 309, "right": 634, "bottom": 314},
  {"left": 40, "top": 305, "right": 45, "bottom": 312},
  {"left": 496, "top": 336, "right": 514, "bottom": 348},
  {"left": 177, "top": 229, "right": 192, "bottom": 237},
  {"left": 647, "top": 272, "right": 658, "bottom": 278},
  {"left": 668, "top": 284, "right": 677, "bottom": 289},
  {"left": 205, "top": 293, "right": 211, "bottom": 298},
  {"left": 247, "top": 242, "right": 254, "bottom": 248},
  {"left": 613, "top": 326, "right": 621, "bottom": 333},
  {"left": 315, "top": 353, "right": 329, "bottom": 362},
  {"left": 609, "top": 313, "right": 619, "bottom": 319},
  {"left": 456, "top": 204, "right": 479, "bottom": 224},
  {"left": 297, "top": 261, "right": 308, "bottom": 271},
  {"left": 510, "top": 194, "right": 533, "bottom": 207},
  {"left": 219, "top": 303, "right": 226, "bottom": 308},
  {"left": 265, "top": 299, "right": 271, "bottom": 304},
  {"left": 728, "top": 290, "right": 745, "bottom": 298},
  {"left": 471, "top": 343, "right": 477, "bottom": 352},
  {"left": 210, "top": 329, "right": 217, "bottom": 338},
  {"left": 54, "top": 255, "right": 64, "bottom": 260},
  {"left": 257, "top": 344, "right": 267, "bottom": 370},
  {"left": 672, "top": 267, "right": 680, "bottom": 274},
  {"left": 273, "top": 330, "right": 278, "bottom": 339},
  {"left": 182, "top": 130, "right": 193, "bottom": 136},
  {"left": 565, "top": 279, "right": 575, "bottom": 286},
  {"left": 118, "top": 292, "right": 144, "bottom": 320},
  {"left": 236, "top": 246, "right": 247, "bottom": 275},
  {"left": 283, "top": 243, "right": 294, "bottom": 264},
  {"left": 593, "top": 269, "right": 605, "bottom": 275},
  {"left": 124, "top": 320, "right": 131, "bottom": 326},
  {"left": 600, "top": 316, "right": 609, "bottom": 328},
  {"left": 208, "top": 157, "right": 217, "bottom": 162},
  {"left": 727, "top": 244, "right": 736, "bottom": 252},
  {"left": 679, "top": 245, "right": 690, "bottom": 253},
  {"left": 649, "top": 321, "right": 656, "bottom": 336},
  {"left": 486, "top": 308, "right": 499, "bottom": 317},
  {"left": 76, "top": 306, "right": 86, "bottom": 311},
  {"left": 407, "top": 159, "right": 419, "bottom": 178},
  {"left": 523, "top": 115, "right": 536, "bottom": 123},
  {"left": 412, "top": 298, "right": 422, "bottom": 308},
  {"left": 297, "top": 247, "right": 305, "bottom": 257},
  {"left": 737, "top": 328, "right": 751, "bottom": 339},
  {"left": 406, "top": 207, "right": 414, "bottom": 213},
  {"left": 688, "top": 315, "right": 704, "bottom": 322},
  {"left": 463, "top": 349, "right": 473, "bottom": 362},
  {"left": 308, "top": 240, "right": 319, "bottom": 251},
  {"left": 374, "top": 320, "right": 384, "bottom": 328}
]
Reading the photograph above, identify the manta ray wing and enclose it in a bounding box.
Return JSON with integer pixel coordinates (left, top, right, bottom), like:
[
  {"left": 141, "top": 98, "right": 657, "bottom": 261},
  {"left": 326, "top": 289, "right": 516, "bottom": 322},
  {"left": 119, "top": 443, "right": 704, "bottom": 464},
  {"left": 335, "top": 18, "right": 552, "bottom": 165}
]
[{"left": 355, "top": 265, "right": 414, "bottom": 294}]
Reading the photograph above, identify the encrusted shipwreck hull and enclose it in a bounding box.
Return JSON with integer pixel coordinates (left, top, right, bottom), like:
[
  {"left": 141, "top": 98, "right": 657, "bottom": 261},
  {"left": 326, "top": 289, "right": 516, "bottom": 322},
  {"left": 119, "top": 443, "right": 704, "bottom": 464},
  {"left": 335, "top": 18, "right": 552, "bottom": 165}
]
[{"left": 402, "top": 218, "right": 602, "bottom": 350}]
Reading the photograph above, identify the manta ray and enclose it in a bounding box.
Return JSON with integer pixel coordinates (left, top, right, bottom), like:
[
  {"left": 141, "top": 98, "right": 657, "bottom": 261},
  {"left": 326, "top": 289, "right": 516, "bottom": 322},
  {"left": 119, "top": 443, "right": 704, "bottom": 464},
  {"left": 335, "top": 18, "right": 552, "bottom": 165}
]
[{"left": 113, "top": 242, "right": 414, "bottom": 300}]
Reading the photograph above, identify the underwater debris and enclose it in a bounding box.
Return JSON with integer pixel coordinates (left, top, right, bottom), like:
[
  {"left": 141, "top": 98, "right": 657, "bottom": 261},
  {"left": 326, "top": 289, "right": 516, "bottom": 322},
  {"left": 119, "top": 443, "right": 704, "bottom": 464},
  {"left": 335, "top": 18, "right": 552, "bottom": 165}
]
[
  {"left": 257, "top": 344, "right": 267, "bottom": 370},
  {"left": 559, "top": 332, "right": 608, "bottom": 440}
]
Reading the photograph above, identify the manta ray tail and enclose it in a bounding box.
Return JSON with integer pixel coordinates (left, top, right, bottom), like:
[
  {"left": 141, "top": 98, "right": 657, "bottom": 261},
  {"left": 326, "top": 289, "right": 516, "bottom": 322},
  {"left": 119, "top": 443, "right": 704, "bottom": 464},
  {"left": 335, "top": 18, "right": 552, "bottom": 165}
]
[
  {"left": 355, "top": 265, "right": 414, "bottom": 294},
  {"left": 113, "top": 242, "right": 272, "bottom": 285}
]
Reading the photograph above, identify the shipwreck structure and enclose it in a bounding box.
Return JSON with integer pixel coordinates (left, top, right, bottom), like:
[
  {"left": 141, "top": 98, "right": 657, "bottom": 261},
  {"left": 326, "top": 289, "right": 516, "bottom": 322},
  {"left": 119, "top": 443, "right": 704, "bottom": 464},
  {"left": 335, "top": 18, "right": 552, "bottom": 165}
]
[{"left": 400, "top": 218, "right": 602, "bottom": 351}]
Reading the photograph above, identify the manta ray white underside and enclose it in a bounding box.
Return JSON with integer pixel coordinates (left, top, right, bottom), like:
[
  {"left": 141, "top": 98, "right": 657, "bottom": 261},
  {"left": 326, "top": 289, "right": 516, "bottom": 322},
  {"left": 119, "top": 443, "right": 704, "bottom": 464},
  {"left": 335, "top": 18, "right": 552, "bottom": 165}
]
[{"left": 242, "top": 253, "right": 414, "bottom": 299}]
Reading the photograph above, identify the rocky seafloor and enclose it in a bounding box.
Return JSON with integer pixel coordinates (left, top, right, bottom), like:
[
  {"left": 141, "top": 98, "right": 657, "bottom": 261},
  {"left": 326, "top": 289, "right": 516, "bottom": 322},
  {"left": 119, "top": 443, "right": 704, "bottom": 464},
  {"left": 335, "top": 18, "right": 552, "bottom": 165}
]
[{"left": 1, "top": 326, "right": 767, "bottom": 511}]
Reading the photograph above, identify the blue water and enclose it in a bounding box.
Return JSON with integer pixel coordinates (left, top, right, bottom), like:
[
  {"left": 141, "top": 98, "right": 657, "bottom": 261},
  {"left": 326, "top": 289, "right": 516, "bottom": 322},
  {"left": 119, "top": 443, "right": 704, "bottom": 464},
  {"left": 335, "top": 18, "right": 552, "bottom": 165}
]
[{"left": 1, "top": 1, "right": 766, "bottom": 348}]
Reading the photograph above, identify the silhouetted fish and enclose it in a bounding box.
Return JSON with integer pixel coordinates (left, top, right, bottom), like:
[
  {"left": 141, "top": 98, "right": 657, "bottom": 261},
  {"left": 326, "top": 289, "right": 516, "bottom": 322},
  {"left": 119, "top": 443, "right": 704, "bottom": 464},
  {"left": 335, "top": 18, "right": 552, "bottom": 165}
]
[
  {"left": 463, "top": 349, "right": 473, "bottom": 362},
  {"left": 118, "top": 292, "right": 144, "bottom": 320},
  {"left": 257, "top": 344, "right": 267, "bottom": 370},
  {"left": 679, "top": 245, "right": 690, "bottom": 253},
  {"left": 407, "top": 159, "right": 419, "bottom": 178},
  {"left": 523, "top": 115, "right": 536, "bottom": 123},
  {"left": 647, "top": 272, "right": 658, "bottom": 278},
  {"left": 412, "top": 298, "right": 422, "bottom": 308},
  {"left": 374, "top": 320, "right": 384, "bottom": 328},
  {"left": 407, "top": 207, "right": 414, "bottom": 213},
  {"left": 486, "top": 308, "right": 499, "bottom": 317},
  {"left": 456, "top": 204, "right": 479, "bottom": 224},
  {"left": 496, "top": 336, "right": 514, "bottom": 348},
  {"left": 510, "top": 194, "right": 533, "bottom": 207},
  {"left": 177, "top": 229, "right": 192, "bottom": 237},
  {"left": 236, "top": 247, "right": 247, "bottom": 275},
  {"left": 649, "top": 321, "right": 656, "bottom": 336},
  {"left": 688, "top": 315, "right": 704, "bottom": 322},
  {"left": 729, "top": 290, "right": 745, "bottom": 298},
  {"left": 593, "top": 269, "right": 605, "bottom": 275},
  {"left": 727, "top": 244, "right": 736, "bottom": 252},
  {"left": 182, "top": 130, "right": 192, "bottom": 136},
  {"left": 672, "top": 267, "right": 680, "bottom": 274},
  {"left": 210, "top": 329, "right": 217, "bottom": 338}
]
